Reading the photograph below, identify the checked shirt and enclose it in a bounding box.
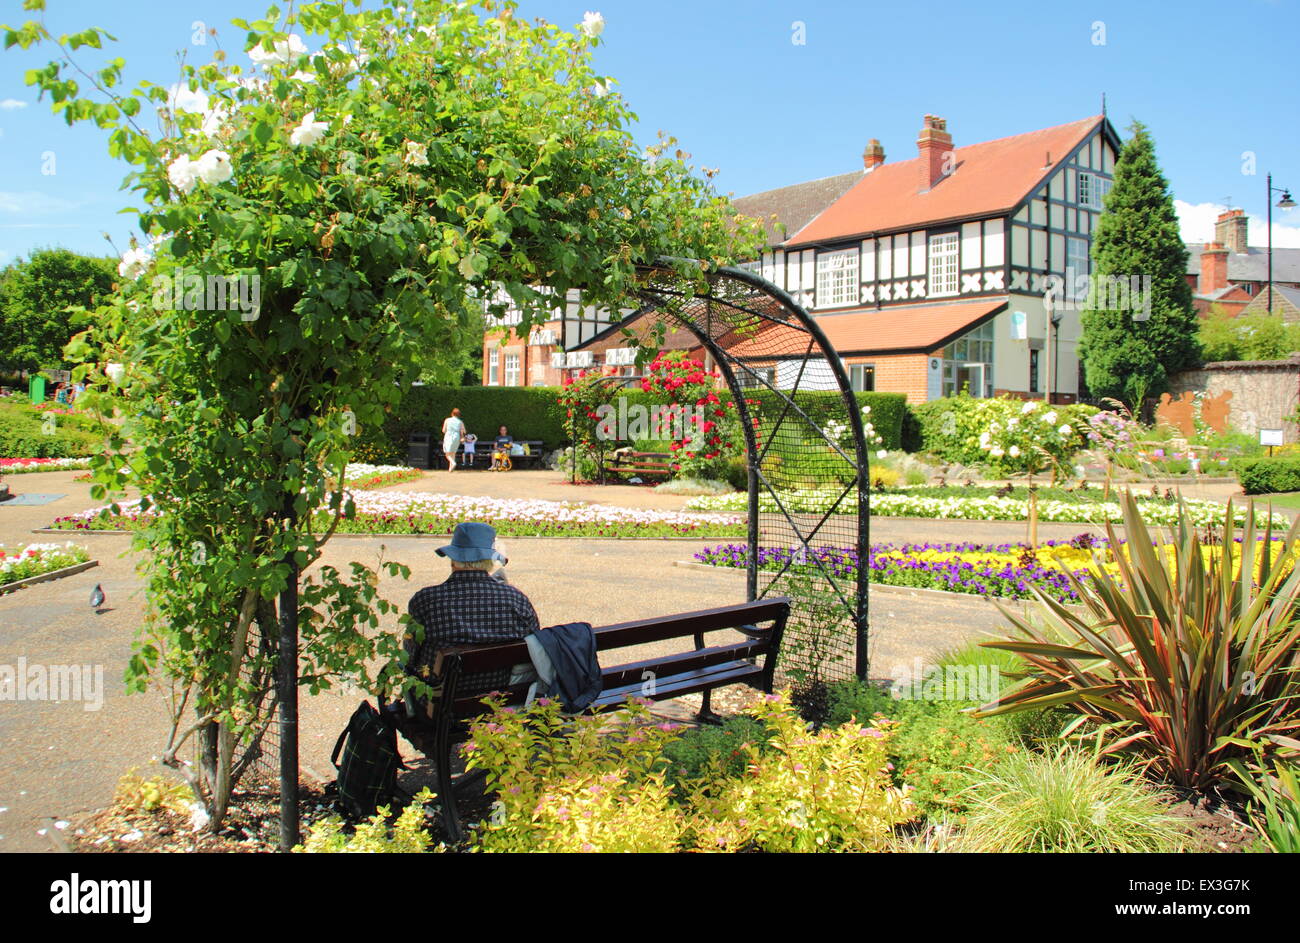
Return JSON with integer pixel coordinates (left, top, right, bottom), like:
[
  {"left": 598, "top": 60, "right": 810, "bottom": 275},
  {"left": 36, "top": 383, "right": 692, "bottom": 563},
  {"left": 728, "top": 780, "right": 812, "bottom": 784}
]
[{"left": 405, "top": 569, "right": 540, "bottom": 695}]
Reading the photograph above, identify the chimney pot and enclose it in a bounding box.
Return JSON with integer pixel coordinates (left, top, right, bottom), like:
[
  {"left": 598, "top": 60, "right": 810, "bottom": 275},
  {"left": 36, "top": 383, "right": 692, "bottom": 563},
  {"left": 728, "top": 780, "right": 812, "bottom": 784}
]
[
  {"left": 1215, "top": 209, "right": 1249, "bottom": 253},
  {"left": 1200, "top": 242, "right": 1230, "bottom": 295},
  {"left": 863, "top": 138, "right": 885, "bottom": 171},
  {"left": 916, "top": 115, "right": 953, "bottom": 192}
]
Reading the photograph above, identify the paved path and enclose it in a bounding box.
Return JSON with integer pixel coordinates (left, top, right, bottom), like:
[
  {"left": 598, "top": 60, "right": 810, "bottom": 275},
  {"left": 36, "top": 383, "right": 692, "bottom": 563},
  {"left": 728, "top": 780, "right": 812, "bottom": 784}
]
[{"left": 0, "top": 466, "right": 1258, "bottom": 852}]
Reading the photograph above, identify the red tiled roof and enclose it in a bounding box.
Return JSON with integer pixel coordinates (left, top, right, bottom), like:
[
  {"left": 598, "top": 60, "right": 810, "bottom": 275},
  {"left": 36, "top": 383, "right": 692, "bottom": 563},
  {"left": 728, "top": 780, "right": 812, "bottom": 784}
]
[
  {"left": 727, "top": 298, "right": 1007, "bottom": 358},
  {"left": 788, "top": 116, "right": 1104, "bottom": 245}
]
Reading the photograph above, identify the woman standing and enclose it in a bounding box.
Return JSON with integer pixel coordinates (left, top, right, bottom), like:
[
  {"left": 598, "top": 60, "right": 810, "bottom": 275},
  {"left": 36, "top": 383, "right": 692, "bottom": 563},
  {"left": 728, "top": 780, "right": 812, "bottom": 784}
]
[{"left": 441, "top": 407, "right": 465, "bottom": 472}]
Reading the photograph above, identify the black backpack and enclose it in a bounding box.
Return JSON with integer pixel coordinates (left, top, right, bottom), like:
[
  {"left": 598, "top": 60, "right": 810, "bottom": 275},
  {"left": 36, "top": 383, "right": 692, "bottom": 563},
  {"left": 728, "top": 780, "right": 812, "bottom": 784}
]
[{"left": 330, "top": 701, "right": 406, "bottom": 819}]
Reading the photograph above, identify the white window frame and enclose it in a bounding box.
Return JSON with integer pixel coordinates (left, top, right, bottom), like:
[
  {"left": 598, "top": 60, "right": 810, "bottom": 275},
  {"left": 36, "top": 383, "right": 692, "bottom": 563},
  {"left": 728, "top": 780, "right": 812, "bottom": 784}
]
[
  {"left": 815, "top": 248, "right": 859, "bottom": 308},
  {"left": 488, "top": 348, "right": 499, "bottom": 385},
  {"left": 927, "top": 232, "right": 960, "bottom": 298},
  {"left": 504, "top": 352, "right": 520, "bottom": 386},
  {"left": 1078, "top": 172, "right": 1111, "bottom": 210},
  {"left": 1066, "top": 237, "right": 1090, "bottom": 301}
]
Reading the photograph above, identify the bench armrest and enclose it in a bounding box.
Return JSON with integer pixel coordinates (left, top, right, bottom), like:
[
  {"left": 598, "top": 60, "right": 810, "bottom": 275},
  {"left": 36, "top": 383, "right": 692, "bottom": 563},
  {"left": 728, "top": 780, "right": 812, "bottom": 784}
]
[{"left": 735, "top": 623, "right": 770, "bottom": 640}]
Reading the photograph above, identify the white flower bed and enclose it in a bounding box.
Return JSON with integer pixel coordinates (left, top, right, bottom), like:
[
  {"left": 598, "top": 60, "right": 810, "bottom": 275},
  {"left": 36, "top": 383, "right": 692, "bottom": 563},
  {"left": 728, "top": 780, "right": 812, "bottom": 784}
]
[
  {"left": 684, "top": 489, "right": 1284, "bottom": 528},
  {"left": 57, "top": 491, "right": 742, "bottom": 531},
  {"left": 1, "top": 457, "right": 93, "bottom": 474},
  {"left": 1, "top": 542, "right": 91, "bottom": 585},
  {"left": 340, "top": 463, "right": 414, "bottom": 482},
  {"left": 348, "top": 491, "right": 742, "bottom": 528}
]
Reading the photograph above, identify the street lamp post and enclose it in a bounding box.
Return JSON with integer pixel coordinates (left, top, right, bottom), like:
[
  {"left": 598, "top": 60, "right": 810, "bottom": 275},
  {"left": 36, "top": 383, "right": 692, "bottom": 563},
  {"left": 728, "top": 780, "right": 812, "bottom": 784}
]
[{"left": 1267, "top": 173, "right": 1296, "bottom": 313}]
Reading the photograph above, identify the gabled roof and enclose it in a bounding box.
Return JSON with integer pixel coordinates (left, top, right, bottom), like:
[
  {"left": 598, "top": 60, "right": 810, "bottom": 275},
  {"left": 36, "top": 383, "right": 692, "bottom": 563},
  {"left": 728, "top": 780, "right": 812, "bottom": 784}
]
[
  {"left": 1186, "top": 244, "right": 1300, "bottom": 284},
  {"left": 732, "top": 171, "right": 864, "bottom": 247},
  {"left": 728, "top": 298, "right": 1007, "bottom": 358},
  {"left": 788, "top": 116, "right": 1107, "bottom": 246}
]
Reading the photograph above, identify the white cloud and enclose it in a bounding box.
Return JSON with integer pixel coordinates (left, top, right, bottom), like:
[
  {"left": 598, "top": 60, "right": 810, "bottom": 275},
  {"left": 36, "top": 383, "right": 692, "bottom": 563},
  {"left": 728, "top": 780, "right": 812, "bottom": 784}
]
[
  {"left": 1176, "top": 199, "right": 1300, "bottom": 249},
  {"left": 0, "top": 98, "right": 27, "bottom": 110},
  {"left": 0, "top": 191, "right": 83, "bottom": 215}
]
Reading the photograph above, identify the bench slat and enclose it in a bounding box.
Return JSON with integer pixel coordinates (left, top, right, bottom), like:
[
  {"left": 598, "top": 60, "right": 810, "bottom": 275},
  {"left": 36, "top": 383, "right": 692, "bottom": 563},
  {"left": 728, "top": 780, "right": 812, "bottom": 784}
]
[{"left": 593, "top": 661, "right": 763, "bottom": 707}]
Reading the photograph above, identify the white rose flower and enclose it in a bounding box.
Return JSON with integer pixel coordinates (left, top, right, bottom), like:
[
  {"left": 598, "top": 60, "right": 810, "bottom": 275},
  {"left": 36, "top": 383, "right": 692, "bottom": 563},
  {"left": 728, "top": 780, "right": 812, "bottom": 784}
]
[
  {"left": 1043, "top": 410, "right": 1058, "bottom": 425},
  {"left": 1059, "top": 424, "right": 1072, "bottom": 436},
  {"left": 249, "top": 34, "right": 308, "bottom": 66},
  {"left": 167, "top": 84, "right": 209, "bottom": 115},
  {"left": 194, "top": 149, "right": 233, "bottom": 184},
  {"left": 861, "top": 404, "right": 871, "bottom": 416},
  {"left": 580, "top": 11, "right": 605, "bottom": 37},
  {"left": 290, "top": 70, "right": 317, "bottom": 84},
  {"left": 876, "top": 449, "right": 888, "bottom": 460},
  {"left": 403, "top": 140, "right": 430, "bottom": 167},
  {"left": 1006, "top": 417, "right": 1018, "bottom": 428},
  {"left": 105, "top": 363, "right": 126, "bottom": 385},
  {"left": 1021, "top": 400, "right": 1038, "bottom": 414},
  {"left": 1009, "top": 445, "right": 1021, "bottom": 458},
  {"left": 289, "top": 111, "right": 330, "bottom": 147},
  {"left": 990, "top": 446, "right": 1005, "bottom": 458},
  {"left": 167, "top": 154, "right": 199, "bottom": 194},
  {"left": 117, "top": 246, "right": 151, "bottom": 279}
]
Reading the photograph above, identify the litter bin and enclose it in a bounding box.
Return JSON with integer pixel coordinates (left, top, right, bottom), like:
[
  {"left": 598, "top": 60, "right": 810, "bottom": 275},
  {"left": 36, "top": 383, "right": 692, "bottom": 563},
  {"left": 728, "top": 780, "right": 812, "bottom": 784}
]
[
  {"left": 29, "top": 375, "right": 46, "bottom": 404},
  {"left": 407, "top": 432, "right": 432, "bottom": 469}
]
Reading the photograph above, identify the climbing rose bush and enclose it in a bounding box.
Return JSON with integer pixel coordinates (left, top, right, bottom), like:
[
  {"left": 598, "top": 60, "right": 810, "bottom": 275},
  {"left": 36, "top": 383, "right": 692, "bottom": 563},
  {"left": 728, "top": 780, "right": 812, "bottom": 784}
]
[{"left": 4, "top": 0, "right": 761, "bottom": 827}]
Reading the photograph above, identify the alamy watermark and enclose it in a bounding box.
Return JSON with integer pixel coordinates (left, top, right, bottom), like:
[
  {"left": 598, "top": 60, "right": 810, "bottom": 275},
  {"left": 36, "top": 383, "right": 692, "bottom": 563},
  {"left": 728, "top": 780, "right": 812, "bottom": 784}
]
[
  {"left": 1045, "top": 273, "right": 1153, "bottom": 320},
  {"left": 593, "top": 397, "right": 707, "bottom": 442},
  {"left": 888, "top": 656, "right": 1001, "bottom": 704},
  {"left": 0, "top": 658, "right": 104, "bottom": 711},
  {"left": 150, "top": 267, "right": 261, "bottom": 321}
]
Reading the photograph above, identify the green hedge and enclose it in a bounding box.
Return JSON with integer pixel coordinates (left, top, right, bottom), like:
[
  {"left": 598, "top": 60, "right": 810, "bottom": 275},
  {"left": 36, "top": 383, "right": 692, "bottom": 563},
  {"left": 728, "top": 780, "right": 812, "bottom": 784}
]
[
  {"left": 356, "top": 385, "right": 910, "bottom": 464},
  {"left": 1234, "top": 455, "right": 1300, "bottom": 495},
  {"left": 0, "top": 406, "right": 102, "bottom": 458}
]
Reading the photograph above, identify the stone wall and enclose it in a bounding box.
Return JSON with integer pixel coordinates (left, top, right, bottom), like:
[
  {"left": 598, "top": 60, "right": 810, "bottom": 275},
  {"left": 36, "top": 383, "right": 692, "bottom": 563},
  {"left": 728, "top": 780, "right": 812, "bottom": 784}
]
[{"left": 1166, "top": 356, "right": 1300, "bottom": 442}]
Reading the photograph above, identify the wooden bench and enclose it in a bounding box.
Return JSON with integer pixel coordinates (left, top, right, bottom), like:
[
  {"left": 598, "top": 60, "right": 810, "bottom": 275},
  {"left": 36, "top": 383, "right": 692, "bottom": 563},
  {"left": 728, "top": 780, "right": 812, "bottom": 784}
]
[
  {"left": 394, "top": 597, "right": 790, "bottom": 840},
  {"left": 607, "top": 450, "right": 673, "bottom": 479}
]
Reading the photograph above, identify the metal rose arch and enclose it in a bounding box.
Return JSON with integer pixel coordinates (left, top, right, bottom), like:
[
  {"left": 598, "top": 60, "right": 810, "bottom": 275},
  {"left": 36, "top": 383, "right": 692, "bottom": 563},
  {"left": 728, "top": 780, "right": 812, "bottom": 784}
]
[{"left": 633, "top": 262, "right": 871, "bottom": 693}]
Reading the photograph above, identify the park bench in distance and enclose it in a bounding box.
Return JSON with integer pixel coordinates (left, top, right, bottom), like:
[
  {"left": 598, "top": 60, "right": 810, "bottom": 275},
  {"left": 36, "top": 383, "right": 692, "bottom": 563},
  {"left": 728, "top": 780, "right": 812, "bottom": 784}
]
[
  {"left": 606, "top": 450, "right": 673, "bottom": 479},
  {"left": 396, "top": 596, "right": 791, "bottom": 841}
]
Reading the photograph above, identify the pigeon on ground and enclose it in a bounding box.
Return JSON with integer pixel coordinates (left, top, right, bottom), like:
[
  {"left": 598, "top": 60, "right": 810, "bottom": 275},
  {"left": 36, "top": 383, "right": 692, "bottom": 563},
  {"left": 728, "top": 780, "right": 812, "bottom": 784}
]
[{"left": 89, "top": 584, "right": 105, "bottom": 608}]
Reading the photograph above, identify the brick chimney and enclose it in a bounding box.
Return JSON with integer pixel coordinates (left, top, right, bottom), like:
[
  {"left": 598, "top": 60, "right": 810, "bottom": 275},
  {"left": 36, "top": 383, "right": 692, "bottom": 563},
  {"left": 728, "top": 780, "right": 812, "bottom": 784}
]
[
  {"left": 1199, "top": 242, "right": 1229, "bottom": 294},
  {"left": 862, "top": 138, "right": 885, "bottom": 171},
  {"left": 917, "top": 115, "right": 953, "bottom": 192},
  {"left": 1215, "top": 208, "right": 1249, "bottom": 254}
]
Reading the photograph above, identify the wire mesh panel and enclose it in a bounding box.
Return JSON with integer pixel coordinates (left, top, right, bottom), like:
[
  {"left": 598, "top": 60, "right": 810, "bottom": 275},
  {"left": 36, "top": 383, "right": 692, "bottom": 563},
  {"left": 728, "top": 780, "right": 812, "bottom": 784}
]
[{"left": 635, "top": 265, "right": 870, "bottom": 702}]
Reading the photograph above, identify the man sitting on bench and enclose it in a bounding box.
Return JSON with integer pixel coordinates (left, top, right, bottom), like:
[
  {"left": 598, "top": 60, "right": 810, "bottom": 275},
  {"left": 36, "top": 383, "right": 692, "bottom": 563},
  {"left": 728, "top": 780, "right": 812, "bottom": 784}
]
[
  {"left": 490, "top": 426, "right": 514, "bottom": 472},
  {"left": 397, "top": 522, "right": 539, "bottom": 743}
]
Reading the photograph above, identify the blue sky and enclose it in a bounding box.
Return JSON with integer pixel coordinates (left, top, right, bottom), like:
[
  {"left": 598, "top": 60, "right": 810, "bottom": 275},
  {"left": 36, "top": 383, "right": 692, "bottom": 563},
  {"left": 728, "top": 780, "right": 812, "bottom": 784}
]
[{"left": 1, "top": 0, "right": 1297, "bottom": 267}]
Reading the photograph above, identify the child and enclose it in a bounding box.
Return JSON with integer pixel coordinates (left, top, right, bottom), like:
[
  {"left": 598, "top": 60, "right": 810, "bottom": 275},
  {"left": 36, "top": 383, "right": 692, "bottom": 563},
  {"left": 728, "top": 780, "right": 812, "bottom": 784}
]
[{"left": 462, "top": 432, "right": 478, "bottom": 467}]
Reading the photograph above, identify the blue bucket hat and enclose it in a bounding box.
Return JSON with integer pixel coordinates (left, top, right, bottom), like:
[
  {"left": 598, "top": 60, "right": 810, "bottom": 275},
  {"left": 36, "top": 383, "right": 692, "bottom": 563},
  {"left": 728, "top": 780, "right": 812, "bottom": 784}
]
[{"left": 437, "top": 521, "right": 507, "bottom": 564}]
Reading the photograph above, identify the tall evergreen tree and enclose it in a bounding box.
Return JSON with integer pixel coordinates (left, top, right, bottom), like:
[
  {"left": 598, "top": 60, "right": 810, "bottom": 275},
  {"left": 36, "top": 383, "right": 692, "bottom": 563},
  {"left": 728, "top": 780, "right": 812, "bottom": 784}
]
[{"left": 1078, "top": 121, "right": 1198, "bottom": 407}]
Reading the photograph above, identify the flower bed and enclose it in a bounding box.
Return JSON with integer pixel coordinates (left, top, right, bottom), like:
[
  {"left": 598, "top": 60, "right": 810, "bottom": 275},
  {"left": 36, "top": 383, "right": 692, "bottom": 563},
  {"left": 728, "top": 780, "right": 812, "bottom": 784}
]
[
  {"left": 685, "top": 486, "right": 1284, "bottom": 528},
  {"left": 51, "top": 491, "right": 745, "bottom": 539},
  {"left": 0, "top": 457, "right": 93, "bottom": 474},
  {"left": 336, "top": 463, "right": 422, "bottom": 490},
  {"left": 1, "top": 542, "right": 92, "bottom": 588},
  {"left": 694, "top": 534, "right": 1300, "bottom": 603}
]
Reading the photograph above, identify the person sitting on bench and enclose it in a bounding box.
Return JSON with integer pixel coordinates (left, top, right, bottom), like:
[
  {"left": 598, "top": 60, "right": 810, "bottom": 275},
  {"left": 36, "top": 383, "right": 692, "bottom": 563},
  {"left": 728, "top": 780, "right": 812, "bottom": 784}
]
[
  {"left": 490, "top": 426, "right": 514, "bottom": 471},
  {"left": 399, "top": 522, "right": 539, "bottom": 734},
  {"left": 461, "top": 432, "right": 477, "bottom": 468}
]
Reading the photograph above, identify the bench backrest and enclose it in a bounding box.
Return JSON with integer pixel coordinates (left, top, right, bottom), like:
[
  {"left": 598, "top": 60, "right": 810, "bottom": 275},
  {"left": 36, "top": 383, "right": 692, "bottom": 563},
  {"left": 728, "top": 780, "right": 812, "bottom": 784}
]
[{"left": 439, "top": 597, "right": 791, "bottom": 716}]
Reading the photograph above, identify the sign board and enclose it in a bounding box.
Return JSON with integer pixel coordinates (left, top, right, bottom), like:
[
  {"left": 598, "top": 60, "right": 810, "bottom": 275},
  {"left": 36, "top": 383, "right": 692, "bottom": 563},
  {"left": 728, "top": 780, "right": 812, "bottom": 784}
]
[
  {"left": 1260, "top": 428, "right": 1284, "bottom": 447},
  {"left": 1009, "top": 310, "right": 1028, "bottom": 340}
]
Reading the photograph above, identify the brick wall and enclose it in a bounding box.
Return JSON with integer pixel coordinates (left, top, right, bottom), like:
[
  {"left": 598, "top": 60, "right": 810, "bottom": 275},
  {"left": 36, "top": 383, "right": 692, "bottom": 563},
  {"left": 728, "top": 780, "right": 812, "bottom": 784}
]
[
  {"left": 849, "top": 353, "right": 929, "bottom": 403},
  {"left": 1167, "top": 357, "right": 1300, "bottom": 442}
]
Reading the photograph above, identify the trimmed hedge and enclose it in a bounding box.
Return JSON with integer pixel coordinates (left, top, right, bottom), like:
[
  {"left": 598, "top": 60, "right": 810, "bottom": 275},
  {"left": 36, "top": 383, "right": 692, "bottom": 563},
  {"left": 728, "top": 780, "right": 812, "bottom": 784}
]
[
  {"left": 0, "top": 409, "right": 102, "bottom": 458},
  {"left": 1234, "top": 455, "right": 1300, "bottom": 495},
  {"left": 355, "top": 385, "right": 910, "bottom": 465}
]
